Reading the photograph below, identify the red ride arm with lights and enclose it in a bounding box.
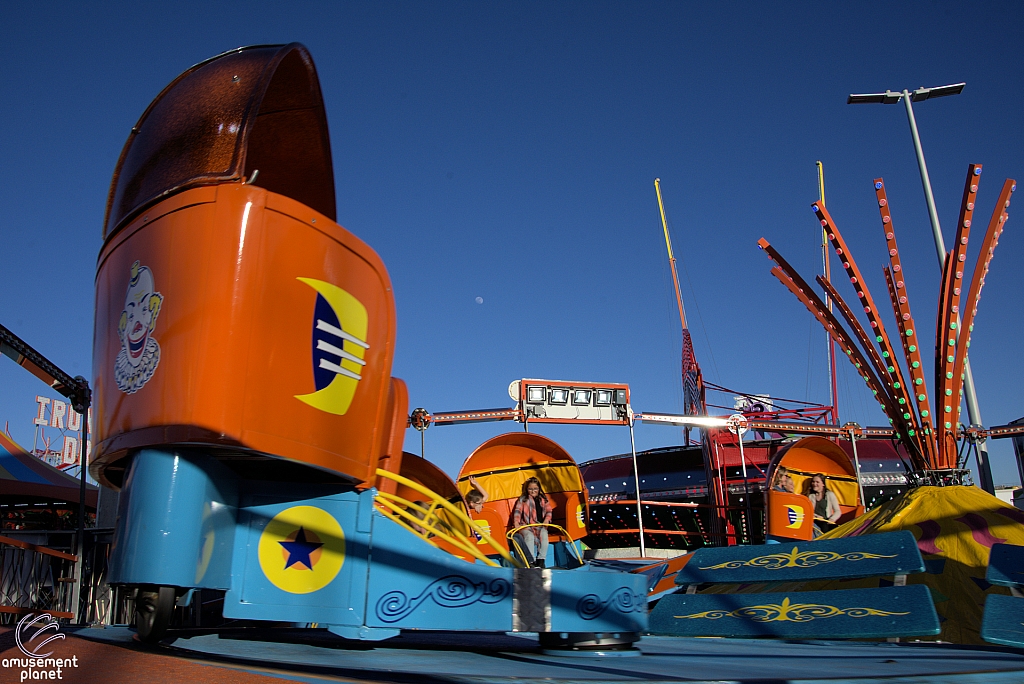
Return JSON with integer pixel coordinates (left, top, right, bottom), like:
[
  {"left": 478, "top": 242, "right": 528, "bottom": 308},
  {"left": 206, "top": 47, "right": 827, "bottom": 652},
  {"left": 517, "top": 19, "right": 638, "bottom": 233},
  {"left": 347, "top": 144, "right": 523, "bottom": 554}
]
[
  {"left": 759, "top": 237, "right": 926, "bottom": 470},
  {"left": 776, "top": 269, "right": 922, "bottom": 468},
  {"left": 816, "top": 276, "right": 909, "bottom": 429},
  {"left": 813, "top": 202, "right": 919, "bottom": 439},
  {"left": 943, "top": 179, "right": 1016, "bottom": 447},
  {"left": 935, "top": 166, "right": 983, "bottom": 466},
  {"left": 883, "top": 267, "right": 936, "bottom": 467},
  {"left": 873, "top": 177, "right": 937, "bottom": 467}
]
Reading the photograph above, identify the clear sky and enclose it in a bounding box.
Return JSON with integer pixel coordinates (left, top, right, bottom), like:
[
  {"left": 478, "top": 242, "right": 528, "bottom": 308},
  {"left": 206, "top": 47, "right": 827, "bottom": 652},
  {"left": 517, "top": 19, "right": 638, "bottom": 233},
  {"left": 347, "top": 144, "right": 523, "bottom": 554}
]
[{"left": 1, "top": 2, "right": 1022, "bottom": 487}]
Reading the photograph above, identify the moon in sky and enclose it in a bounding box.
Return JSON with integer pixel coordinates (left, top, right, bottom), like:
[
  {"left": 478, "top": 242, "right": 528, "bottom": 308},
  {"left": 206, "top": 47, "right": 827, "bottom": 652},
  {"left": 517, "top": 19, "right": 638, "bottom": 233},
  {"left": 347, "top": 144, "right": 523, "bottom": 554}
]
[{"left": 475, "top": 296, "right": 484, "bottom": 304}]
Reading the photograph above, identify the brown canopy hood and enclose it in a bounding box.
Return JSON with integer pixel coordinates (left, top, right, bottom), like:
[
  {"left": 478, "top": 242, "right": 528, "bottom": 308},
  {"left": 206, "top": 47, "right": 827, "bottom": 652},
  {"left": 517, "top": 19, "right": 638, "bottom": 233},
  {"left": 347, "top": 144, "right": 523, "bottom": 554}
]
[{"left": 103, "top": 43, "right": 335, "bottom": 240}]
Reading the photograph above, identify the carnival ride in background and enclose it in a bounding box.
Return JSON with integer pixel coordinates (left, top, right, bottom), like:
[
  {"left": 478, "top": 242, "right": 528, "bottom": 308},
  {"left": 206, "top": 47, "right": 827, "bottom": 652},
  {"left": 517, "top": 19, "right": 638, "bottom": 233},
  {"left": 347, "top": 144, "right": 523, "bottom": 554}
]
[
  {"left": 0, "top": 430, "right": 97, "bottom": 531},
  {"left": 388, "top": 157, "right": 1024, "bottom": 645},
  {"left": 576, "top": 168, "right": 1024, "bottom": 551},
  {"left": 758, "top": 166, "right": 1018, "bottom": 480},
  {"left": 744, "top": 164, "right": 1024, "bottom": 644},
  {"left": 414, "top": 171, "right": 1005, "bottom": 554}
]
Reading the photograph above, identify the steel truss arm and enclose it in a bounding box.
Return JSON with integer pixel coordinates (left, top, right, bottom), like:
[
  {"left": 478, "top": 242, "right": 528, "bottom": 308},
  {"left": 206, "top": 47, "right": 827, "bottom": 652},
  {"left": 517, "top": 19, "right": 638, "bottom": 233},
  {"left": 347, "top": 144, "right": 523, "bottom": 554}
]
[
  {"left": 746, "top": 420, "right": 896, "bottom": 439},
  {"left": 0, "top": 323, "right": 91, "bottom": 412},
  {"left": 407, "top": 408, "right": 521, "bottom": 428},
  {"left": 970, "top": 423, "right": 1024, "bottom": 440},
  {"left": 638, "top": 411, "right": 899, "bottom": 439}
]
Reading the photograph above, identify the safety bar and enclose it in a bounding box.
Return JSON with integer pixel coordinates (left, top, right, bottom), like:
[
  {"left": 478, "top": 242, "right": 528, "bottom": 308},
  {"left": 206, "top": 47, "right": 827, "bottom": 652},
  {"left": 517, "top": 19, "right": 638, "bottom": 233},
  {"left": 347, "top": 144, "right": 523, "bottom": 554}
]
[
  {"left": 506, "top": 523, "right": 583, "bottom": 567},
  {"left": 374, "top": 469, "right": 522, "bottom": 568}
]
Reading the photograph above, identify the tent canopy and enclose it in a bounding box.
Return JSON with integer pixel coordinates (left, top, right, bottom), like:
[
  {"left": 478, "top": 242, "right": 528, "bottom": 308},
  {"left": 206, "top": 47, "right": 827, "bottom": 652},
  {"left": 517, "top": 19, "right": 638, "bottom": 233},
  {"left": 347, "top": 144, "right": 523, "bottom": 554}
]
[{"left": 0, "top": 431, "right": 98, "bottom": 508}]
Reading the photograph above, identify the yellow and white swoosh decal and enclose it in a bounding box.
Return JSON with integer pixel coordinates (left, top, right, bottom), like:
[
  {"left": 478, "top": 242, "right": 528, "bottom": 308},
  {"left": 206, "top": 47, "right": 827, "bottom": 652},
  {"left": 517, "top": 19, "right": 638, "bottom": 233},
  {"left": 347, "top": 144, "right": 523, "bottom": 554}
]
[{"left": 295, "top": 277, "right": 369, "bottom": 415}]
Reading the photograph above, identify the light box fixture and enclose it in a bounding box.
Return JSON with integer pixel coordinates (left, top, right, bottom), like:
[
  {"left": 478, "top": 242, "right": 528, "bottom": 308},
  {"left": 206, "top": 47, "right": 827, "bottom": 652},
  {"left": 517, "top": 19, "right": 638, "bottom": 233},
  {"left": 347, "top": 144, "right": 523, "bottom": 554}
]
[
  {"left": 526, "top": 385, "right": 547, "bottom": 404},
  {"left": 594, "top": 389, "right": 613, "bottom": 407}
]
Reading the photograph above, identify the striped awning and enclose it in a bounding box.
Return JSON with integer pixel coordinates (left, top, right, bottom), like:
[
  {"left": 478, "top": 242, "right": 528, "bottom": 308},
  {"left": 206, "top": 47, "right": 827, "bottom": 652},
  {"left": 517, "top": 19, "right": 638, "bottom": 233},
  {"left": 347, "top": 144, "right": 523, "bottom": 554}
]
[{"left": 0, "top": 431, "right": 97, "bottom": 507}]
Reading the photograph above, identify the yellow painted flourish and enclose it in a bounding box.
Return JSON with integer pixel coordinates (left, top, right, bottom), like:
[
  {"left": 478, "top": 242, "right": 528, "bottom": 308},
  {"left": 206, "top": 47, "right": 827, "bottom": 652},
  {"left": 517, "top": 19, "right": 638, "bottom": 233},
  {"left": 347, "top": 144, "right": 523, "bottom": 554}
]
[
  {"left": 674, "top": 596, "right": 909, "bottom": 622},
  {"left": 698, "top": 547, "right": 896, "bottom": 571}
]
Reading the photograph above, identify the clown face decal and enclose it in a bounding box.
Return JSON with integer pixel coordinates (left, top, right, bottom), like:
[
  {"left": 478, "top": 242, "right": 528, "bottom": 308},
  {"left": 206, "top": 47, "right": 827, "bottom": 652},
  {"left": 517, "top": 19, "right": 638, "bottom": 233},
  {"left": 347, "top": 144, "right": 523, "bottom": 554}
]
[{"left": 114, "top": 260, "right": 164, "bottom": 394}]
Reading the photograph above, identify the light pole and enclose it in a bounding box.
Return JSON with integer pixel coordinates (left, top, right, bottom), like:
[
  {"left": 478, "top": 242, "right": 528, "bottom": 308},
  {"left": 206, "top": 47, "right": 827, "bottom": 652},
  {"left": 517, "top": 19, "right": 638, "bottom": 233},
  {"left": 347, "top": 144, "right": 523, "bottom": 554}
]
[{"left": 847, "top": 83, "right": 995, "bottom": 494}]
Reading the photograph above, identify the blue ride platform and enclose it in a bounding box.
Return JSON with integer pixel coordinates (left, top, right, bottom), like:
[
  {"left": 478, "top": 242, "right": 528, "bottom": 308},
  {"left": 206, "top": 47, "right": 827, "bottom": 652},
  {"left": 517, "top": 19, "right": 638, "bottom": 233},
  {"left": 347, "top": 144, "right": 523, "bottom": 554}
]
[
  {"left": 109, "top": 449, "right": 647, "bottom": 639},
  {"left": 75, "top": 625, "right": 1024, "bottom": 683}
]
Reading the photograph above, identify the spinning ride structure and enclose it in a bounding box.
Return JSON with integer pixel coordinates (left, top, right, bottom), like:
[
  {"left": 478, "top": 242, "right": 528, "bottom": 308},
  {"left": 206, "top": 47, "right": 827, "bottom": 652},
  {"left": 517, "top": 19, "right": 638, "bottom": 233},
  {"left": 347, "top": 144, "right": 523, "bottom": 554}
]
[
  {"left": 590, "top": 170, "right": 1022, "bottom": 551},
  {"left": 651, "top": 180, "right": 851, "bottom": 547},
  {"left": 758, "top": 165, "right": 1019, "bottom": 493},
  {"left": 596, "top": 181, "right": 843, "bottom": 549},
  {"left": 90, "top": 44, "right": 647, "bottom": 644}
]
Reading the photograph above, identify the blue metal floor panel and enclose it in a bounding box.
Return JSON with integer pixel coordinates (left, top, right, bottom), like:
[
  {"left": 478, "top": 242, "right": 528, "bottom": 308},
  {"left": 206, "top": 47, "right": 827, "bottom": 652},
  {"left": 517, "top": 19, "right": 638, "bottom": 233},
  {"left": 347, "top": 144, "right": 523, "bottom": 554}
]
[{"left": 75, "top": 627, "right": 1024, "bottom": 683}]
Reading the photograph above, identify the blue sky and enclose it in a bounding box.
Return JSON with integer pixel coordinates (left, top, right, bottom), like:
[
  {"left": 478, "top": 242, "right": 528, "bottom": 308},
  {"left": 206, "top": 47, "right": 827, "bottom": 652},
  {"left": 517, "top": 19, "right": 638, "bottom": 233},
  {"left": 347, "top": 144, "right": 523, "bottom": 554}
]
[{"left": 1, "top": 2, "right": 1022, "bottom": 486}]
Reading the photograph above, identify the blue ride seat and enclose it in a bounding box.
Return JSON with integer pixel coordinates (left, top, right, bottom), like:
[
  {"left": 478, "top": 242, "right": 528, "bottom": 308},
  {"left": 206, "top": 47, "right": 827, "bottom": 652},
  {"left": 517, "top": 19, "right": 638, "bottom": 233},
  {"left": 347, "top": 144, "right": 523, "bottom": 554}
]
[
  {"left": 981, "top": 543, "right": 1024, "bottom": 648},
  {"left": 649, "top": 530, "right": 939, "bottom": 640}
]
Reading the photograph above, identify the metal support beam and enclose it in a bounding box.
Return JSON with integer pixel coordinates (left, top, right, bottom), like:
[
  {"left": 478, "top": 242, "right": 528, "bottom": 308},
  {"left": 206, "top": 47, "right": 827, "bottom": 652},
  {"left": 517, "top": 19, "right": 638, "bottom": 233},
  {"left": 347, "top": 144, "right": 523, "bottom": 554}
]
[{"left": 628, "top": 418, "right": 645, "bottom": 558}]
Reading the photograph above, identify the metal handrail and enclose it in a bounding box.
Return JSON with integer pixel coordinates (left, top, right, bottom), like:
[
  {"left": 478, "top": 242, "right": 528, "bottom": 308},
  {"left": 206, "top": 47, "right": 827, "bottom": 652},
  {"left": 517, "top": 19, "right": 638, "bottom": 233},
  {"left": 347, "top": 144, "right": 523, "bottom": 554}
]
[
  {"left": 0, "top": 535, "right": 77, "bottom": 561},
  {"left": 0, "top": 536, "right": 77, "bottom": 620},
  {"left": 374, "top": 469, "right": 522, "bottom": 567}
]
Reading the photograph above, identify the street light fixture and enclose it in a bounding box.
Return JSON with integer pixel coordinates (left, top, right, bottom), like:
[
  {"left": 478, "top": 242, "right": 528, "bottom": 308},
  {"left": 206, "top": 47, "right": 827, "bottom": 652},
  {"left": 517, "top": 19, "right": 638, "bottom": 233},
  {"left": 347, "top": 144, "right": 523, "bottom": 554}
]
[
  {"left": 847, "top": 83, "right": 965, "bottom": 105},
  {"left": 847, "top": 82, "right": 995, "bottom": 494}
]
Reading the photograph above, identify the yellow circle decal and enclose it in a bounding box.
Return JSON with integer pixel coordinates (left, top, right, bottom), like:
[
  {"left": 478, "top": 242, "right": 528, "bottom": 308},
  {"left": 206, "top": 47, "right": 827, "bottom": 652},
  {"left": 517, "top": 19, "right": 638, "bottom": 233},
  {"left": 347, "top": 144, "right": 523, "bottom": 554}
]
[{"left": 258, "top": 505, "right": 346, "bottom": 594}]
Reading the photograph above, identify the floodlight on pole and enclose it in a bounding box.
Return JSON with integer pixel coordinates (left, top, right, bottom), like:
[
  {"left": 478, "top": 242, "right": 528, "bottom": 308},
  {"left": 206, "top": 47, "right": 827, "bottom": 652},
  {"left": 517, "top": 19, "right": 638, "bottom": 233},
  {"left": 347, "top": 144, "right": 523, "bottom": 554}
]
[
  {"left": 846, "top": 82, "right": 966, "bottom": 265},
  {"left": 846, "top": 82, "right": 994, "bottom": 494},
  {"left": 847, "top": 90, "right": 904, "bottom": 105},
  {"left": 847, "top": 83, "right": 964, "bottom": 106},
  {"left": 910, "top": 83, "right": 966, "bottom": 102}
]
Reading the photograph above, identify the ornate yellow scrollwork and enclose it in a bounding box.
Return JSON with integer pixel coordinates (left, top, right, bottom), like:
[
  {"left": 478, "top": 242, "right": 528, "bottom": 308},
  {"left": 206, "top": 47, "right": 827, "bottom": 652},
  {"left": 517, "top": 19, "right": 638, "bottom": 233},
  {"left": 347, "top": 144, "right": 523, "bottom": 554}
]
[
  {"left": 698, "top": 547, "right": 896, "bottom": 570},
  {"left": 674, "top": 596, "right": 909, "bottom": 622}
]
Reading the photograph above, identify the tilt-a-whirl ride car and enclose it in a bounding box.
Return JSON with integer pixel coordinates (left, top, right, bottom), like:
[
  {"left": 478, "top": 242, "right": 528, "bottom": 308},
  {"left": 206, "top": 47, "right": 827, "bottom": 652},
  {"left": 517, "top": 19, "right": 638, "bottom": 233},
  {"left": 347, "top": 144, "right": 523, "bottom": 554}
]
[{"left": 91, "top": 43, "right": 646, "bottom": 649}]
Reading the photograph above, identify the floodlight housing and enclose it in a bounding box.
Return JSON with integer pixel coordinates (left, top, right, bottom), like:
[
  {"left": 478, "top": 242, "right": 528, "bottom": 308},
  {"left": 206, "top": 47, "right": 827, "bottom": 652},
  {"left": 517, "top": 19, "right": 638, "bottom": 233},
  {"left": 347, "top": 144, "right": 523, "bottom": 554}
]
[
  {"left": 549, "top": 387, "right": 569, "bottom": 405},
  {"left": 594, "top": 389, "right": 613, "bottom": 407},
  {"left": 910, "top": 83, "right": 965, "bottom": 102},
  {"left": 572, "top": 389, "right": 592, "bottom": 406},
  {"left": 848, "top": 83, "right": 964, "bottom": 106},
  {"left": 526, "top": 385, "right": 546, "bottom": 404},
  {"left": 847, "top": 90, "right": 903, "bottom": 105}
]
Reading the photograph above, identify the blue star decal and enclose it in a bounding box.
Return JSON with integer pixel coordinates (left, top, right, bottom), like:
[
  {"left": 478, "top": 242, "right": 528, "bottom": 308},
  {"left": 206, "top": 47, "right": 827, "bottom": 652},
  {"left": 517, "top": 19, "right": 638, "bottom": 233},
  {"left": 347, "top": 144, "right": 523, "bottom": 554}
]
[{"left": 278, "top": 527, "right": 324, "bottom": 570}]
